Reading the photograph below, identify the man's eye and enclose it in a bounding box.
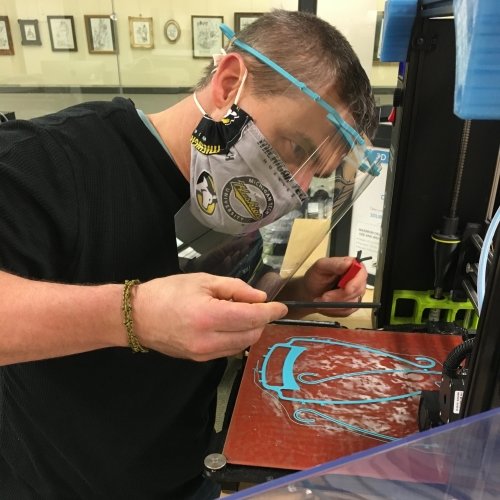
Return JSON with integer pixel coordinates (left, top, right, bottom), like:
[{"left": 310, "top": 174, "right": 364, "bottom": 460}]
[{"left": 289, "top": 142, "right": 309, "bottom": 164}]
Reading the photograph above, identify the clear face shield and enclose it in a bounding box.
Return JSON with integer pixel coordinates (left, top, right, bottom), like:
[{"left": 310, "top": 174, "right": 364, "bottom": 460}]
[{"left": 175, "top": 25, "right": 382, "bottom": 300}]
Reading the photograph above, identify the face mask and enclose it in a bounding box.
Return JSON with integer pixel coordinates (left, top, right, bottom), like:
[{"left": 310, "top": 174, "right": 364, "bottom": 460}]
[{"left": 188, "top": 78, "right": 307, "bottom": 236}]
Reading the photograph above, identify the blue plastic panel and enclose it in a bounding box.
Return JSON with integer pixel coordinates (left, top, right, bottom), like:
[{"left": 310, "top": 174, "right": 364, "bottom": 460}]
[
  {"left": 454, "top": 0, "right": 500, "bottom": 119},
  {"left": 379, "top": 0, "right": 418, "bottom": 62}
]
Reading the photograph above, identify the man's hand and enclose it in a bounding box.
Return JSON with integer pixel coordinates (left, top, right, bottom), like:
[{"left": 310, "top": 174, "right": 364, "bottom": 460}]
[
  {"left": 134, "top": 273, "right": 288, "bottom": 361},
  {"left": 300, "top": 256, "right": 368, "bottom": 316}
]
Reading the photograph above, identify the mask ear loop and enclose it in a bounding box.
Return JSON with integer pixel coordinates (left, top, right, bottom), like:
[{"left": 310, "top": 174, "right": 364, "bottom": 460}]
[
  {"left": 192, "top": 47, "right": 228, "bottom": 116},
  {"left": 233, "top": 68, "right": 248, "bottom": 106},
  {"left": 193, "top": 54, "right": 248, "bottom": 116},
  {"left": 193, "top": 92, "right": 208, "bottom": 116},
  {"left": 212, "top": 44, "right": 248, "bottom": 106}
]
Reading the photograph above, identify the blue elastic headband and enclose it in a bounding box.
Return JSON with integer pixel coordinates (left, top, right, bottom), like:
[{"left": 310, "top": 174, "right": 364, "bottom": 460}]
[{"left": 219, "top": 23, "right": 365, "bottom": 149}]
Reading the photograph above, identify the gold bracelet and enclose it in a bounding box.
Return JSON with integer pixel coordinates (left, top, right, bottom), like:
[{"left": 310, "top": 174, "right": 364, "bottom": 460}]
[{"left": 122, "top": 279, "right": 149, "bottom": 353}]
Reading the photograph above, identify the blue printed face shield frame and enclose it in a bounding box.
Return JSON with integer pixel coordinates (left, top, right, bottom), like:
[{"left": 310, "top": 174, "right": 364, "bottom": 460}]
[{"left": 219, "top": 23, "right": 381, "bottom": 177}]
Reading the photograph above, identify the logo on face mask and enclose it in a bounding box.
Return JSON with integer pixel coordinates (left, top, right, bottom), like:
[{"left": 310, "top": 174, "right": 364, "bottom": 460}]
[
  {"left": 195, "top": 171, "right": 217, "bottom": 215},
  {"left": 190, "top": 133, "right": 221, "bottom": 155},
  {"left": 222, "top": 176, "right": 274, "bottom": 223},
  {"left": 221, "top": 108, "right": 240, "bottom": 125}
]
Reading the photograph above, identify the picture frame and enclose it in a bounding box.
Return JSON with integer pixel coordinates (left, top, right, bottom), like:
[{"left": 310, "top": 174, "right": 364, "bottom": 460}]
[
  {"left": 164, "top": 19, "right": 180, "bottom": 44},
  {"left": 47, "top": 15, "right": 77, "bottom": 52},
  {"left": 84, "top": 15, "right": 117, "bottom": 54},
  {"left": 191, "top": 15, "right": 223, "bottom": 59},
  {"left": 128, "top": 16, "right": 154, "bottom": 49},
  {"left": 234, "top": 12, "right": 263, "bottom": 33},
  {"left": 0, "top": 16, "right": 14, "bottom": 55},
  {"left": 18, "top": 19, "right": 41, "bottom": 46}
]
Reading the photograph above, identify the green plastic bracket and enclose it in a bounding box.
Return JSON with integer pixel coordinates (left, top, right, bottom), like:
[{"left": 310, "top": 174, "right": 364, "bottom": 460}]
[{"left": 390, "top": 289, "right": 479, "bottom": 329}]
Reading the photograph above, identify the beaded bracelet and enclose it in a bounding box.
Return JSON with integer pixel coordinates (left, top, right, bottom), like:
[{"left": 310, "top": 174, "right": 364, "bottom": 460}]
[{"left": 122, "top": 279, "right": 149, "bottom": 353}]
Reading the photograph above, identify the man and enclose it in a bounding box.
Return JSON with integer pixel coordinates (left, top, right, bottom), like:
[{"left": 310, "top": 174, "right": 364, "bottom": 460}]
[{"left": 0, "top": 9, "right": 374, "bottom": 499}]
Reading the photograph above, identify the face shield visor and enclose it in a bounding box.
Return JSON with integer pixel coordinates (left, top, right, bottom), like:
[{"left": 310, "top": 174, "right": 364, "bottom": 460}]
[{"left": 175, "top": 24, "right": 382, "bottom": 300}]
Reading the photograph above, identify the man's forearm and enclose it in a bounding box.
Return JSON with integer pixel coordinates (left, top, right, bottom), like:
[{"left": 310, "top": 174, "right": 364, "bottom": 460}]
[{"left": 0, "top": 270, "right": 127, "bottom": 366}]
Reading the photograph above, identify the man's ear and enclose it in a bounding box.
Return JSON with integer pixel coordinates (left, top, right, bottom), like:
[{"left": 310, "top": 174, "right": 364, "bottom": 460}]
[{"left": 210, "top": 53, "right": 247, "bottom": 110}]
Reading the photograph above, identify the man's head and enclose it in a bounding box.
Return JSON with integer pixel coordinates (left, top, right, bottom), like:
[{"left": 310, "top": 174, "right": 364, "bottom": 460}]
[
  {"left": 174, "top": 10, "right": 382, "bottom": 285},
  {"left": 195, "top": 9, "right": 377, "bottom": 140},
  {"left": 183, "top": 8, "right": 381, "bottom": 240}
]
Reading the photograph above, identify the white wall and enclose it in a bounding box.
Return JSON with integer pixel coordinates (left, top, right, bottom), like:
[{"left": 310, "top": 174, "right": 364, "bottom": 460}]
[
  {"left": 317, "top": 0, "right": 398, "bottom": 88},
  {"left": 318, "top": 0, "right": 378, "bottom": 80},
  {"left": 0, "top": 0, "right": 296, "bottom": 87},
  {"left": 0, "top": 0, "right": 120, "bottom": 85}
]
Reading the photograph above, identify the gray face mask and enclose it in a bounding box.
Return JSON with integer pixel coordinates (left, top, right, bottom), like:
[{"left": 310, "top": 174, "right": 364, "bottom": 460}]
[{"left": 187, "top": 82, "right": 307, "bottom": 236}]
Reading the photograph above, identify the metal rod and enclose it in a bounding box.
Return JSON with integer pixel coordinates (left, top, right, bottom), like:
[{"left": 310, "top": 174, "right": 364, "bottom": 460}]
[
  {"left": 280, "top": 301, "right": 381, "bottom": 309},
  {"left": 486, "top": 146, "right": 500, "bottom": 221},
  {"left": 270, "top": 318, "right": 348, "bottom": 327},
  {"left": 461, "top": 278, "right": 479, "bottom": 315},
  {"left": 450, "top": 119, "right": 471, "bottom": 218},
  {"left": 471, "top": 233, "right": 493, "bottom": 268}
]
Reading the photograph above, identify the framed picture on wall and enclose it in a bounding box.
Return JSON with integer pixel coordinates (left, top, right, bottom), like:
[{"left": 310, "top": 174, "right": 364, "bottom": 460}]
[
  {"left": 84, "top": 15, "right": 117, "bottom": 54},
  {"left": 164, "top": 19, "right": 181, "bottom": 44},
  {"left": 234, "top": 12, "right": 262, "bottom": 33},
  {"left": 129, "top": 16, "right": 154, "bottom": 49},
  {"left": 47, "top": 15, "right": 77, "bottom": 52},
  {"left": 0, "top": 16, "right": 14, "bottom": 55},
  {"left": 191, "top": 15, "right": 223, "bottom": 59},
  {"left": 18, "top": 19, "right": 41, "bottom": 46}
]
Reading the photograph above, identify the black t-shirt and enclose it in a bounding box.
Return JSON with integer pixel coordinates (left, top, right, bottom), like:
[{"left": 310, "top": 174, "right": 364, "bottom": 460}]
[{"left": 0, "top": 97, "right": 226, "bottom": 499}]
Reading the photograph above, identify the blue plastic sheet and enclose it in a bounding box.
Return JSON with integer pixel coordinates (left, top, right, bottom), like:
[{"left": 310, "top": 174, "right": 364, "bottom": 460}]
[
  {"left": 379, "top": 0, "right": 418, "bottom": 62},
  {"left": 454, "top": 0, "right": 500, "bottom": 119},
  {"left": 225, "top": 407, "right": 500, "bottom": 499}
]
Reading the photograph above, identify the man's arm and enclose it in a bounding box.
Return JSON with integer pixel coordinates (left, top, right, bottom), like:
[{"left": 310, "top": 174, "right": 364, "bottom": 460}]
[
  {"left": 1, "top": 270, "right": 126, "bottom": 365},
  {"left": 0, "top": 270, "right": 287, "bottom": 366}
]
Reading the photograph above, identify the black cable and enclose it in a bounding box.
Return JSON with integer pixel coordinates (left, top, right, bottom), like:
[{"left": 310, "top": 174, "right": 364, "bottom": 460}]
[{"left": 443, "top": 337, "right": 475, "bottom": 377}]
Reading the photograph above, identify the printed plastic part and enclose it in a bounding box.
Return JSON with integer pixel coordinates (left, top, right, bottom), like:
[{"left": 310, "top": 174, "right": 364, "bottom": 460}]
[
  {"left": 379, "top": 0, "right": 418, "bottom": 62},
  {"left": 454, "top": 0, "right": 500, "bottom": 119},
  {"left": 390, "top": 289, "right": 479, "bottom": 328}
]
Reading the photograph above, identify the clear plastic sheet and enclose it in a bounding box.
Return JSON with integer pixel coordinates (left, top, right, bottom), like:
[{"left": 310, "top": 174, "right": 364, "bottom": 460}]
[
  {"left": 225, "top": 407, "right": 500, "bottom": 499},
  {"left": 176, "top": 83, "right": 382, "bottom": 300}
]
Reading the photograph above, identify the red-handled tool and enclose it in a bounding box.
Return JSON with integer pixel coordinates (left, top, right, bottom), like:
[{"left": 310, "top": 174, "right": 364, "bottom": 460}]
[{"left": 335, "top": 250, "right": 372, "bottom": 289}]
